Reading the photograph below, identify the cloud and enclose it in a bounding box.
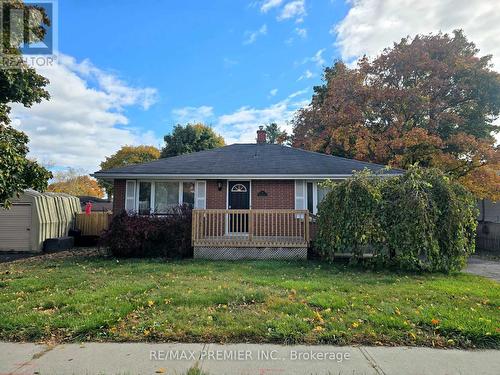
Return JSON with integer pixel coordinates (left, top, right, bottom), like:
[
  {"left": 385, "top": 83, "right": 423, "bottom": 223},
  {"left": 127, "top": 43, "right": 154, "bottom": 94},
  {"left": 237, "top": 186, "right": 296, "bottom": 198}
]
[
  {"left": 298, "top": 48, "right": 326, "bottom": 67},
  {"left": 64, "top": 55, "right": 158, "bottom": 110},
  {"left": 215, "top": 89, "right": 310, "bottom": 144},
  {"left": 288, "top": 88, "right": 309, "bottom": 98},
  {"left": 298, "top": 69, "right": 314, "bottom": 80},
  {"left": 223, "top": 57, "right": 238, "bottom": 68},
  {"left": 10, "top": 54, "right": 160, "bottom": 173},
  {"left": 261, "top": 0, "right": 283, "bottom": 13},
  {"left": 243, "top": 24, "right": 268, "bottom": 45},
  {"left": 334, "top": 0, "right": 500, "bottom": 69},
  {"left": 171, "top": 105, "right": 215, "bottom": 124},
  {"left": 295, "top": 27, "right": 307, "bottom": 38},
  {"left": 278, "top": 0, "right": 306, "bottom": 22},
  {"left": 311, "top": 49, "right": 326, "bottom": 66},
  {"left": 269, "top": 88, "right": 278, "bottom": 96}
]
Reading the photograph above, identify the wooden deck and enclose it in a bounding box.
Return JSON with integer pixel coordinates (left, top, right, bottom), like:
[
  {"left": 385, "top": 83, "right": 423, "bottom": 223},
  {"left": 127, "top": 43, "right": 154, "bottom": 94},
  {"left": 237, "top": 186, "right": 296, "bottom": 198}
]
[{"left": 192, "top": 209, "right": 310, "bottom": 248}]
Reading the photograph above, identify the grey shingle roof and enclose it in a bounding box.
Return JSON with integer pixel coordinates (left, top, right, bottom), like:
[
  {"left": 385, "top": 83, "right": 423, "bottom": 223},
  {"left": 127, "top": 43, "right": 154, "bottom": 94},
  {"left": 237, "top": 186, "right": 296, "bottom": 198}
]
[{"left": 93, "top": 144, "right": 402, "bottom": 177}]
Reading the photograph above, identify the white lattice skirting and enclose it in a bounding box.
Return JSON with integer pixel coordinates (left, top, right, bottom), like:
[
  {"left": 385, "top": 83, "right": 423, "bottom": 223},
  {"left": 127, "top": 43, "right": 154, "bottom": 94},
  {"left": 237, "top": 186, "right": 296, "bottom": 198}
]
[{"left": 194, "top": 246, "right": 307, "bottom": 260}]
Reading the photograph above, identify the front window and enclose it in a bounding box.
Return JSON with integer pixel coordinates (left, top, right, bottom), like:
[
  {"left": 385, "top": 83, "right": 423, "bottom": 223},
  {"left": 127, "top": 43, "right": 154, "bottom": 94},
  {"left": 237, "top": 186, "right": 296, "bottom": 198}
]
[
  {"left": 183, "top": 182, "right": 195, "bottom": 207},
  {"left": 317, "top": 185, "right": 330, "bottom": 206},
  {"left": 154, "top": 182, "right": 179, "bottom": 213},
  {"left": 307, "top": 182, "right": 314, "bottom": 214},
  {"left": 138, "top": 182, "right": 152, "bottom": 215},
  {"left": 135, "top": 180, "right": 195, "bottom": 214},
  {"left": 302, "top": 181, "right": 332, "bottom": 215}
]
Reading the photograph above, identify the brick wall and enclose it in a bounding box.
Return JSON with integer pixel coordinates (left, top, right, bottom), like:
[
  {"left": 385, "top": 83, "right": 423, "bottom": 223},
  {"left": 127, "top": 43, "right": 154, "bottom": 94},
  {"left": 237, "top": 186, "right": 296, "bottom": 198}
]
[
  {"left": 206, "top": 180, "right": 227, "bottom": 209},
  {"left": 113, "top": 179, "right": 126, "bottom": 215},
  {"left": 113, "top": 179, "right": 296, "bottom": 213},
  {"left": 251, "top": 180, "right": 294, "bottom": 209}
]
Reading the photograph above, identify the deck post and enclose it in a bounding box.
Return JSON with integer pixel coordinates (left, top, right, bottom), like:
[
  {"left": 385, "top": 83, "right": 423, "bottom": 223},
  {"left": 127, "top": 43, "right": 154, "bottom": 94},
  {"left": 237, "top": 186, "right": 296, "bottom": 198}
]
[
  {"left": 248, "top": 209, "right": 253, "bottom": 242},
  {"left": 304, "top": 210, "right": 310, "bottom": 242},
  {"left": 191, "top": 210, "right": 197, "bottom": 245}
]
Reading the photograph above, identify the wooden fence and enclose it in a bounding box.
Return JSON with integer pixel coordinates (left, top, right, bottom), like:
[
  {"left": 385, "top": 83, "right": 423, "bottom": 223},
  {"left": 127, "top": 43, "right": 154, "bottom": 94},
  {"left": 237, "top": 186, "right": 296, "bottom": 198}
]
[{"left": 75, "top": 212, "right": 112, "bottom": 236}]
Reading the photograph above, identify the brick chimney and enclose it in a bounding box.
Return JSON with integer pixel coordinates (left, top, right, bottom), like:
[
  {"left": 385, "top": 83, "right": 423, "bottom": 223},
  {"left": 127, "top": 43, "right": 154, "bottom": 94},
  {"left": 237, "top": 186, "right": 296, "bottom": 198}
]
[{"left": 256, "top": 126, "right": 266, "bottom": 144}]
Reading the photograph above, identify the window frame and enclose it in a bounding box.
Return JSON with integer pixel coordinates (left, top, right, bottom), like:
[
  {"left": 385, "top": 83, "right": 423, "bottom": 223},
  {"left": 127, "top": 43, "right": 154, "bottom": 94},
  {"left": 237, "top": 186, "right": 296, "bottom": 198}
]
[
  {"left": 136, "top": 180, "right": 196, "bottom": 214},
  {"left": 297, "top": 180, "right": 324, "bottom": 215},
  {"left": 125, "top": 180, "right": 137, "bottom": 212},
  {"left": 316, "top": 183, "right": 331, "bottom": 212},
  {"left": 137, "top": 181, "right": 153, "bottom": 215},
  {"left": 306, "top": 181, "right": 319, "bottom": 215}
]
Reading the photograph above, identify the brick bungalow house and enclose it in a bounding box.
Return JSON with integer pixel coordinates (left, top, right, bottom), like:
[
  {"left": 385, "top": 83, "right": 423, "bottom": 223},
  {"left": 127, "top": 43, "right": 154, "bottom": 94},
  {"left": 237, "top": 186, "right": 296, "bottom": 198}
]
[{"left": 93, "top": 127, "right": 400, "bottom": 259}]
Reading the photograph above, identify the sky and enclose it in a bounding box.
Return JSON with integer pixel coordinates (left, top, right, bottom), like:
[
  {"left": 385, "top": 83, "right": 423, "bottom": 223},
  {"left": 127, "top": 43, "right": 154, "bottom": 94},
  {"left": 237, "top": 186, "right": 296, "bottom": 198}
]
[{"left": 11, "top": 0, "right": 500, "bottom": 173}]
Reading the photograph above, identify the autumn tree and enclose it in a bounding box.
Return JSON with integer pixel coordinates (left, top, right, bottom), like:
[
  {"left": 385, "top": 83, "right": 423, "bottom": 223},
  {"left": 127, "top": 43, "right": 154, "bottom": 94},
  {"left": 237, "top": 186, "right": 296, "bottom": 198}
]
[
  {"left": 263, "top": 122, "right": 290, "bottom": 145},
  {"left": 0, "top": 1, "right": 52, "bottom": 207},
  {"left": 292, "top": 30, "right": 500, "bottom": 200},
  {"left": 98, "top": 145, "right": 160, "bottom": 197},
  {"left": 47, "top": 168, "right": 104, "bottom": 198},
  {"left": 161, "top": 123, "right": 225, "bottom": 158}
]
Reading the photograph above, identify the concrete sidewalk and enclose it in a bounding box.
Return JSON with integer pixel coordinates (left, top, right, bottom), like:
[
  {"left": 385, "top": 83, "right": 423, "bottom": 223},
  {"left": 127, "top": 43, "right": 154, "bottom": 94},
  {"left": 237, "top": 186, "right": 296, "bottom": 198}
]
[{"left": 1, "top": 342, "right": 499, "bottom": 375}]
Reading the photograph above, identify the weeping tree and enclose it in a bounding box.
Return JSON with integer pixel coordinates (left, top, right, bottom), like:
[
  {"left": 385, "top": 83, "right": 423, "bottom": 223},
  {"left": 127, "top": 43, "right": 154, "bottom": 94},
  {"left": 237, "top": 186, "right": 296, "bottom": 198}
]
[
  {"left": 380, "top": 167, "right": 477, "bottom": 271},
  {"left": 316, "top": 166, "right": 477, "bottom": 272},
  {"left": 316, "top": 170, "right": 383, "bottom": 260}
]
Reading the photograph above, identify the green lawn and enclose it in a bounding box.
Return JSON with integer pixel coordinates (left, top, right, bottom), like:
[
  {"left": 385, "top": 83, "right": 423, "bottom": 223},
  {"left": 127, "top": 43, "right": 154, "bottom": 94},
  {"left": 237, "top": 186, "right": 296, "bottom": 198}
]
[{"left": 0, "top": 253, "right": 499, "bottom": 348}]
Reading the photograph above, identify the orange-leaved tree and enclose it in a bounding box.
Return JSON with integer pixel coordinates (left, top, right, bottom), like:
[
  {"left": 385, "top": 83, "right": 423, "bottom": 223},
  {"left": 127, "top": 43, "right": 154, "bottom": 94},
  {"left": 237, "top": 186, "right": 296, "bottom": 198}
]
[
  {"left": 47, "top": 169, "right": 104, "bottom": 198},
  {"left": 292, "top": 30, "right": 500, "bottom": 200},
  {"left": 98, "top": 145, "right": 161, "bottom": 197}
]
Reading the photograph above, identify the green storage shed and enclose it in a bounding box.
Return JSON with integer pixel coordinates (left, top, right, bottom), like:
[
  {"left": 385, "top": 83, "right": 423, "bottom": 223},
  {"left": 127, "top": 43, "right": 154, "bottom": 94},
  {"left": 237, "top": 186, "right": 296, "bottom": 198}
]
[{"left": 0, "top": 190, "right": 81, "bottom": 252}]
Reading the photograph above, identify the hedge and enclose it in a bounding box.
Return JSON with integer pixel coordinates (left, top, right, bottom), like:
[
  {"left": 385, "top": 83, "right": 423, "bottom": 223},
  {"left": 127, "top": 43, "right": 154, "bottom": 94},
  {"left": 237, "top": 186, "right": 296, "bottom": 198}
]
[
  {"left": 100, "top": 205, "right": 193, "bottom": 258},
  {"left": 315, "top": 167, "right": 478, "bottom": 272}
]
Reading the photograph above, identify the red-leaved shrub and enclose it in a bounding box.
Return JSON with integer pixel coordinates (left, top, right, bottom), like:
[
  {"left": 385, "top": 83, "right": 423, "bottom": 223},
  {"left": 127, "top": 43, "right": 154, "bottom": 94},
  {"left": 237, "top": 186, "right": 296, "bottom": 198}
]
[{"left": 101, "top": 205, "right": 192, "bottom": 258}]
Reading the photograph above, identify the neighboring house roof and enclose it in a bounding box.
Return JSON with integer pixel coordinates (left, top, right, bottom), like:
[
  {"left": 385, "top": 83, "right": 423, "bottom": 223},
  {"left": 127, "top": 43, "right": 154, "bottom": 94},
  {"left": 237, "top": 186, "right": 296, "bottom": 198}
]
[
  {"left": 78, "top": 196, "right": 113, "bottom": 212},
  {"left": 78, "top": 196, "right": 110, "bottom": 203},
  {"left": 93, "top": 144, "right": 403, "bottom": 179}
]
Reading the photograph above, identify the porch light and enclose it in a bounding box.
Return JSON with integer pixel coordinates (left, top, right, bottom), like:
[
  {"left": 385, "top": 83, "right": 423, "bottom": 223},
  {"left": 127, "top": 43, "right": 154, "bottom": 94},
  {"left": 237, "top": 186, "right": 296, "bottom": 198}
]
[{"left": 217, "top": 180, "right": 223, "bottom": 191}]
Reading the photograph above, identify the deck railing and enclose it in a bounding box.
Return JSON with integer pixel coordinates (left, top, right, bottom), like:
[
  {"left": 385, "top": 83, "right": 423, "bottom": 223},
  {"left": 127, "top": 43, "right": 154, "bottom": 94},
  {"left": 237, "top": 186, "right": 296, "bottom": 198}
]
[{"left": 192, "top": 209, "right": 310, "bottom": 247}]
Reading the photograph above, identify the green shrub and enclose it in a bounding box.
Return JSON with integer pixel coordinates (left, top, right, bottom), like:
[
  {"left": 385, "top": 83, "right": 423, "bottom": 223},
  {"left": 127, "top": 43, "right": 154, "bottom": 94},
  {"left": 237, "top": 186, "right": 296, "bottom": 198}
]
[
  {"left": 315, "top": 166, "right": 478, "bottom": 272},
  {"left": 316, "top": 170, "right": 383, "bottom": 261}
]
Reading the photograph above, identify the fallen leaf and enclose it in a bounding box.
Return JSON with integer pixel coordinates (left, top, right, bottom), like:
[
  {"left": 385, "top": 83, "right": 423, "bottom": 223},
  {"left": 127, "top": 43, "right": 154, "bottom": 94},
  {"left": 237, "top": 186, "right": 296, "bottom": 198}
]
[
  {"left": 313, "top": 325, "right": 325, "bottom": 332},
  {"left": 314, "top": 311, "right": 325, "bottom": 324}
]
